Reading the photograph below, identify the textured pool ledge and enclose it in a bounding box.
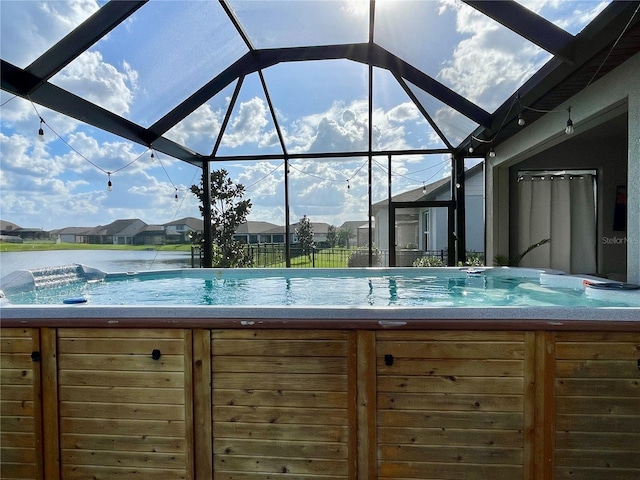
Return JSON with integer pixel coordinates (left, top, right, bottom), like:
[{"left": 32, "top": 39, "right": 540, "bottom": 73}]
[{"left": 2, "top": 304, "right": 639, "bottom": 330}]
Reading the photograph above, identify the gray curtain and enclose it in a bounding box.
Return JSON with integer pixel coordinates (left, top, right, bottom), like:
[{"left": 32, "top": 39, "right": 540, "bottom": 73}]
[{"left": 517, "top": 173, "right": 596, "bottom": 274}]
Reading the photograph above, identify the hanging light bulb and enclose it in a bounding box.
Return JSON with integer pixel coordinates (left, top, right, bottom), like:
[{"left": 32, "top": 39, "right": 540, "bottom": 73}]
[
  {"left": 468, "top": 144, "right": 474, "bottom": 154},
  {"left": 150, "top": 150, "right": 155, "bottom": 159},
  {"left": 107, "top": 172, "right": 113, "bottom": 192},
  {"left": 517, "top": 113, "right": 525, "bottom": 126},
  {"left": 489, "top": 148, "right": 496, "bottom": 158},
  {"left": 174, "top": 188, "right": 179, "bottom": 202},
  {"left": 346, "top": 179, "right": 350, "bottom": 190},
  {"left": 38, "top": 118, "right": 45, "bottom": 142},
  {"left": 422, "top": 182, "right": 426, "bottom": 195},
  {"left": 565, "top": 107, "right": 574, "bottom": 134}
]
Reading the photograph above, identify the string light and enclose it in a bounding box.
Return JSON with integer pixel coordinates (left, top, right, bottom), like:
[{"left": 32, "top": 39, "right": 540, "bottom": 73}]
[
  {"left": 565, "top": 107, "right": 574, "bottom": 135},
  {"left": 151, "top": 149, "right": 182, "bottom": 202},
  {"left": 26, "top": 99, "right": 437, "bottom": 197},
  {"left": 422, "top": 182, "right": 426, "bottom": 194},
  {"left": 38, "top": 118, "right": 45, "bottom": 142},
  {"left": 29, "top": 98, "right": 146, "bottom": 190},
  {"left": 517, "top": 98, "right": 576, "bottom": 135}
]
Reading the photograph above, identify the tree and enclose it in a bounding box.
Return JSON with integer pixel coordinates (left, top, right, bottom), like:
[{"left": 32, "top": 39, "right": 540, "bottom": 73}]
[
  {"left": 190, "top": 169, "right": 253, "bottom": 268},
  {"left": 336, "top": 226, "right": 354, "bottom": 248},
  {"left": 295, "top": 215, "right": 315, "bottom": 259},
  {"left": 326, "top": 225, "right": 337, "bottom": 248}
]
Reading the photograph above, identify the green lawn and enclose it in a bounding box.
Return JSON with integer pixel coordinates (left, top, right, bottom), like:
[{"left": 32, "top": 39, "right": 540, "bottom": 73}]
[{"left": 259, "top": 247, "right": 356, "bottom": 268}]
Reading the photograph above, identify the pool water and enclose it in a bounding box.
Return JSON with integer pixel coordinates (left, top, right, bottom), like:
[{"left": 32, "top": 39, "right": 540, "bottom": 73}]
[{"left": 2, "top": 268, "right": 637, "bottom": 307}]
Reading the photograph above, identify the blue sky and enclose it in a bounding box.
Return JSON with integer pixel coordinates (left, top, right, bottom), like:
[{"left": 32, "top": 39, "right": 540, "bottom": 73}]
[{"left": 0, "top": 0, "right": 608, "bottom": 230}]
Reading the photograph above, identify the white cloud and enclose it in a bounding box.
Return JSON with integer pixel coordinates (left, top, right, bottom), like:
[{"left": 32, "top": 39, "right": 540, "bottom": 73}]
[
  {"left": 555, "top": 1, "right": 609, "bottom": 33},
  {"left": 53, "top": 51, "right": 137, "bottom": 116},
  {"left": 0, "top": 125, "right": 202, "bottom": 230},
  {"left": 164, "top": 103, "right": 223, "bottom": 154},
  {"left": 516, "top": 0, "right": 609, "bottom": 33},
  {"left": 0, "top": 0, "right": 100, "bottom": 67},
  {"left": 287, "top": 100, "right": 376, "bottom": 153},
  {"left": 238, "top": 161, "right": 284, "bottom": 198},
  {"left": 437, "top": 0, "right": 550, "bottom": 111},
  {"left": 386, "top": 102, "right": 421, "bottom": 123},
  {"left": 0, "top": 131, "right": 69, "bottom": 177},
  {"left": 222, "top": 97, "right": 271, "bottom": 148}
]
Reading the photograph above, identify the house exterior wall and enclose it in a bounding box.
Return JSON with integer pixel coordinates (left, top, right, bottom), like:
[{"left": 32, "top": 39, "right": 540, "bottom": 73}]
[
  {"left": 373, "top": 168, "right": 484, "bottom": 260},
  {"left": 375, "top": 210, "right": 389, "bottom": 250},
  {"left": 486, "top": 52, "right": 640, "bottom": 283},
  {"left": 433, "top": 169, "right": 484, "bottom": 254},
  {"left": 431, "top": 207, "right": 448, "bottom": 252},
  {"left": 463, "top": 169, "right": 484, "bottom": 254}
]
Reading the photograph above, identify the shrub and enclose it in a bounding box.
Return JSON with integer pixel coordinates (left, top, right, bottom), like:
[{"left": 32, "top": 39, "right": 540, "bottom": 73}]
[
  {"left": 463, "top": 251, "right": 485, "bottom": 267},
  {"left": 413, "top": 256, "right": 446, "bottom": 267}
]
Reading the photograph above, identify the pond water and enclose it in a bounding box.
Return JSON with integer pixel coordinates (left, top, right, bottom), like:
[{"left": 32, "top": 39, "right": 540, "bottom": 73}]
[{"left": 0, "top": 250, "right": 193, "bottom": 278}]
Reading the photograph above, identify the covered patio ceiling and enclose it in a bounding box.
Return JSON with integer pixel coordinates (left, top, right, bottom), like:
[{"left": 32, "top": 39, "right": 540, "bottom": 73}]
[{"left": 3, "top": 0, "right": 639, "bottom": 167}]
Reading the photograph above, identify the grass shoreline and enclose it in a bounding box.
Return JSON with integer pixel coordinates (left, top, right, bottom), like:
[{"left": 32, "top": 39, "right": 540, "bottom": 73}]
[{"left": 0, "top": 242, "right": 192, "bottom": 253}]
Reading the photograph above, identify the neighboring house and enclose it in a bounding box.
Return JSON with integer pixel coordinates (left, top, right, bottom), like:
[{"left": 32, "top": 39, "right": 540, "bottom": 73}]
[
  {"left": 357, "top": 221, "right": 373, "bottom": 248},
  {"left": 259, "top": 225, "right": 287, "bottom": 244},
  {"left": 0, "top": 220, "right": 24, "bottom": 242},
  {"left": 338, "top": 220, "right": 369, "bottom": 247},
  {"left": 86, "top": 219, "right": 147, "bottom": 245},
  {"left": 373, "top": 162, "right": 484, "bottom": 265},
  {"left": 52, "top": 227, "right": 92, "bottom": 244},
  {"left": 241, "top": 221, "right": 332, "bottom": 246},
  {"left": 3, "top": 227, "right": 50, "bottom": 241},
  {"left": 291, "top": 221, "right": 331, "bottom": 245},
  {"left": 233, "top": 221, "right": 280, "bottom": 244},
  {"left": 134, "top": 225, "right": 167, "bottom": 246},
  {"left": 164, "top": 217, "right": 204, "bottom": 243},
  {"left": 0, "top": 220, "right": 20, "bottom": 234}
]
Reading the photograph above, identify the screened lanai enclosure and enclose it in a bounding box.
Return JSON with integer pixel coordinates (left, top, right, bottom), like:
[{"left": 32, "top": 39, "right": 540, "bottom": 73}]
[
  {"left": 3, "top": 4, "right": 640, "bottom": 480},
  {"left": 2, "top": 0, "right": 639, "bottom": 268}
]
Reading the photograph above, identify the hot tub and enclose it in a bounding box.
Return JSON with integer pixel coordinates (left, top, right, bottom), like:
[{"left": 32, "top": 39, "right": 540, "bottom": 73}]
[{"left": 1, "top": 266, "right": 639, "bottom": 480}]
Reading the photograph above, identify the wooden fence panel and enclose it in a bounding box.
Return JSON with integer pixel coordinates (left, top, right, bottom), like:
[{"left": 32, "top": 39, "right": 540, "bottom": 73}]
[
  {"left": 554, "top": 332, "right": 640, "bottom": 480},
  {"left": 376, "top": 330, "right": 530, "bottom": 480},
  {"left": 56, "top": 328, "right": 193, "bottom": 480},
  {"left": 211, "top": 329, "right": 356, "bottom": 479},
  {"left": 0, "top": 328, "right": 43, "bottom": 480}
]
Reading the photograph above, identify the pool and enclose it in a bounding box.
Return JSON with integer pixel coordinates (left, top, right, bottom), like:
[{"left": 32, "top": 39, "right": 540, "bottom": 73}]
[
  {"left": 2, "top": 266, "right": 638, "bottom": 480},
  {"left": 0, "top": 264, "right": 639, "bottom": 308}
]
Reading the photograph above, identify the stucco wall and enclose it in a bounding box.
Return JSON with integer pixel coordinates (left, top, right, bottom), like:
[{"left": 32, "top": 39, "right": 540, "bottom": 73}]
[
  {"left": 487, "top": 52, "right": 640, "bottom": 283},
  {"left": 435, "top": 167, "right": 485, "bottom": 254}
]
